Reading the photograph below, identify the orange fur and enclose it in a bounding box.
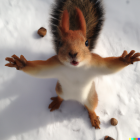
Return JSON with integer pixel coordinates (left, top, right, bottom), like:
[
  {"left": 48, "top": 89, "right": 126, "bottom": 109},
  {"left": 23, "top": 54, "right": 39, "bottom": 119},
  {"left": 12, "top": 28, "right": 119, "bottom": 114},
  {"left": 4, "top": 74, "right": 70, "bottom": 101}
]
[
  {"left": 22, "top": 55, "right": 62, "bottom": 74},
  {"left": 87, "top": 82, "right": 98, "bottom": 111},
  {"left": 90, "top": 50, "right": 140, "bottom": 73},
  {"left": 55, "top": 81, "right": 63, "bottom": 95},
  {"left": 58, "top": 30, "right": 91, "bottom": 64},
  {"left": 90, "top": 53, "right": 129, "bottom": 73},
  {"left": 75, "top": 7, "right": 86, "bottom": 37},
  {"left": 59, "top": 8, "right": 86, "bottom": 36},
  {"left": 103, "top": 57, "right": 127, "bottom": 71},
  {"left": 85, "top": 106, "right": 100, "bottom": 129},
  {"left": 60, "top": 10, "right": 69, "bottom": 34},
  {"left": 85, "top": 82, "right": 100, "bottom": 128}
]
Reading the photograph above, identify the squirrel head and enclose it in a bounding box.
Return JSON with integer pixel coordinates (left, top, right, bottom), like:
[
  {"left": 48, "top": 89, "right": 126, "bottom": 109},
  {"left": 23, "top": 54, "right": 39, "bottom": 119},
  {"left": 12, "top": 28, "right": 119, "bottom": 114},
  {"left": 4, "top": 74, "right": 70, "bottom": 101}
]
[{"left": 58, "top": 8, "right": 91, "bottom": 68}]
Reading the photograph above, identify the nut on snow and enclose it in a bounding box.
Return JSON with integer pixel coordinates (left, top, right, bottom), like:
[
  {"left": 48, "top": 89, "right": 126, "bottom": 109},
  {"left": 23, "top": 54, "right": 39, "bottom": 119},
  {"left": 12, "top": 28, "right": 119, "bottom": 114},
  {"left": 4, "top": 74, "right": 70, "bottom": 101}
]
[
  {"left": 37, "top": 27, "right": 47, "bottom": 37},
  {"left": 110, "top": 118, "right": 118, "bottom": 126},
  {"left": 104, "top": 136, "right": 115, "bottom": 140}
]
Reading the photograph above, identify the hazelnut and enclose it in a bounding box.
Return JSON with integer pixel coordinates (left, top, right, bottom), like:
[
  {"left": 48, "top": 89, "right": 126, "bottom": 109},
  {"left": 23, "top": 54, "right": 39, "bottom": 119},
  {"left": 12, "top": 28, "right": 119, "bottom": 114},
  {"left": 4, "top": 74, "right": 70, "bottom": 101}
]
[
  {"left": 104, "top": 136, "right": 109, "bottom": 140},
  {"left": 37, "top": 27, "right": 47, "bottom": 37},
  {"left": 110, "top": 118, "right": 118, "bottom": 126},
  {"left": 104, "top": 136, "right": 115, "bottom": 140}
]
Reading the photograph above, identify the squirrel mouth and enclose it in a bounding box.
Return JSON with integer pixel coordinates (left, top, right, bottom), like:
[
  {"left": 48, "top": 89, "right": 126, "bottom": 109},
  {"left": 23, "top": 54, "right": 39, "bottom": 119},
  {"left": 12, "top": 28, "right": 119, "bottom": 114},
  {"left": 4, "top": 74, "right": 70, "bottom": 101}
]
[{"left": 70, "top": 60, "right": 79, "bottom": 66}]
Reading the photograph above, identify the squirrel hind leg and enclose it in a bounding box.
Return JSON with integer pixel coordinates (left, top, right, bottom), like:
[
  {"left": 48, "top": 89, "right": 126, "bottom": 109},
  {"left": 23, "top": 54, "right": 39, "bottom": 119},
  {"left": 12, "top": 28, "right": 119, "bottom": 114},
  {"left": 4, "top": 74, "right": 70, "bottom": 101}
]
[
  {"left": 87, "top": 109, "right": 100, "bottom": 129},
  {"left": 85, "top": 82, "right": 100, "bottom": 128},
  {"left": 48, "top": 96, "right": 63, "bottom": 112}
]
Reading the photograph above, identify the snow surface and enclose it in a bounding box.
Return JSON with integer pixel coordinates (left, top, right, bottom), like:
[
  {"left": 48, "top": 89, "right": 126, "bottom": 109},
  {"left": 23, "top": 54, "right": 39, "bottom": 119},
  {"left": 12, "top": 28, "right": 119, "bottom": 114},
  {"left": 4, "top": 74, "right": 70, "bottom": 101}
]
[{"left": 0, "top": 0, "right": 140, "bottom": 139}]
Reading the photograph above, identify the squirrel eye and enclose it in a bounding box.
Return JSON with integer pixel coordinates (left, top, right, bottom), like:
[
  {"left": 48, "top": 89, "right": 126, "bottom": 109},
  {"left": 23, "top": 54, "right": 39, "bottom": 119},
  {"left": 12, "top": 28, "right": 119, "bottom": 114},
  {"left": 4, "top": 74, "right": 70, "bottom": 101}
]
[{"left": 85, "top": 40, "right": 88, "bottom": 47}]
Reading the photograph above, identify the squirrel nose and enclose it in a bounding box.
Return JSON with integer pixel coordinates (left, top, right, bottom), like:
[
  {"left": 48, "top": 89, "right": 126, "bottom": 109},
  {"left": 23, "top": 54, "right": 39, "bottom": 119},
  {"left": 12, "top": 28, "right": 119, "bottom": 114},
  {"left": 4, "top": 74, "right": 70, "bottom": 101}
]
[{"left": 69, "top": 52, "right": 78, "bottom": 58}]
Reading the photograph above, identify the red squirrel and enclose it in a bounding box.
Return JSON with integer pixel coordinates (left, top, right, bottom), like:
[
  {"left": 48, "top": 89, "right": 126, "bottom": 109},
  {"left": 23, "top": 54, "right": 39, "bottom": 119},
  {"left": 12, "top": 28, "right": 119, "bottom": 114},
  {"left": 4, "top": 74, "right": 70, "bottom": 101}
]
[{"left": 5, "top": 0, "right": 140, "bottom": 129}]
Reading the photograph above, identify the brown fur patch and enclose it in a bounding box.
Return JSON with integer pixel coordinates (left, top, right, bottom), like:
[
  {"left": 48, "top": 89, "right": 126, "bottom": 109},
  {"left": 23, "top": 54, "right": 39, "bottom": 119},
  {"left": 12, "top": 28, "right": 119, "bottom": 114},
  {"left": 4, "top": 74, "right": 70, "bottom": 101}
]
[{"left": 55, "top": 81, "right": 63, "bottom": 95}]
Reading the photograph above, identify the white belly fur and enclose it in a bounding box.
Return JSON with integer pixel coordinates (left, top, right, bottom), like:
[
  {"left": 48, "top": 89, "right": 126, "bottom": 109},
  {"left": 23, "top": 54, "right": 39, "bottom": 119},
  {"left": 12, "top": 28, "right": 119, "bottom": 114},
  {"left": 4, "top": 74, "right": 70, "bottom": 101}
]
[{"left": 57, "top": 66, "right": 96, "bottom": 105}]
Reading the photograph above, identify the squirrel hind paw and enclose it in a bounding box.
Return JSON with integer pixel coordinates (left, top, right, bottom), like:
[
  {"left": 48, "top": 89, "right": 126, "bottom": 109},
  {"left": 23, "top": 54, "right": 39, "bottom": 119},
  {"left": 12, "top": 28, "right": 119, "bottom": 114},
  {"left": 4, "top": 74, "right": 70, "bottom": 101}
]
[
  {"left": 48, "top": 96, "right": 63, "bottom": 112},
  {"left": 88, "top": 111, "right": 100, "bottom": 129}
]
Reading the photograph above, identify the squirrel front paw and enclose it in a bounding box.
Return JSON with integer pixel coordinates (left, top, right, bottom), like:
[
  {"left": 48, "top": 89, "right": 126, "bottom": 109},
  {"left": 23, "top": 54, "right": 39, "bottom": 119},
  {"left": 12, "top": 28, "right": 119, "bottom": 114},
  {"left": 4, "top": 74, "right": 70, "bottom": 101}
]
[
  {"left": 120, "top": 50, "right": 140, "bottom": 65},
  {"left": 48, "top": 96, "right": 63, "bottom": 112},
  {"left": 5, "top": 54, "right": 27, "bottom": 70}
]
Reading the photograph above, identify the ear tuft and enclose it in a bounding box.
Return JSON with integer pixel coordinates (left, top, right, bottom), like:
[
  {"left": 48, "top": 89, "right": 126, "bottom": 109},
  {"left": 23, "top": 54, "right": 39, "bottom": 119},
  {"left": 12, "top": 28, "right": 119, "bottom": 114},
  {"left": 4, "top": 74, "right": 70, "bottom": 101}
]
[
  {"left": 59, "top": 10, "right": 69, "bottom": 34},
  {"left": 76, "top": 7, "right": 86, "bottom": 37}
]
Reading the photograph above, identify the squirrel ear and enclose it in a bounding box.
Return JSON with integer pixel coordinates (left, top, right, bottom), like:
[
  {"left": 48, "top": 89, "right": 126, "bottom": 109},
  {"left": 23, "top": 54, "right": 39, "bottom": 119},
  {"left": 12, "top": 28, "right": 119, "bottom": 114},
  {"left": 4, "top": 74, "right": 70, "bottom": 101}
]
[
  {"left": 59, "top": 10, "right": 69, "bottom": 34},
  {"left": 76, "top": 7, "right": 86, "bottom": 37}
]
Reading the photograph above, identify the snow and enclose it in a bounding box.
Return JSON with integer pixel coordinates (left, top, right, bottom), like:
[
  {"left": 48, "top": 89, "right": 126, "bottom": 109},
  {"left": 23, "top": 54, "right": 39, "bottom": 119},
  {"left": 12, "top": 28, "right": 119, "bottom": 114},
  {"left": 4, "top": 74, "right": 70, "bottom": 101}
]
[{"left": 0, "top": 0, "right": 140, "bottom": 139}]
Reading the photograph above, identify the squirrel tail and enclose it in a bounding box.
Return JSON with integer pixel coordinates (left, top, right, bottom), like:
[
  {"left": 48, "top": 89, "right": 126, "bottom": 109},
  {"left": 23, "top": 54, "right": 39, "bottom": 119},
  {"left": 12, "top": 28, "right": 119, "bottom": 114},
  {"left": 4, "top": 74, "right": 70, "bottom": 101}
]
[{"left": 50, "top": 0, "right": 104, "bottom": 53}]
